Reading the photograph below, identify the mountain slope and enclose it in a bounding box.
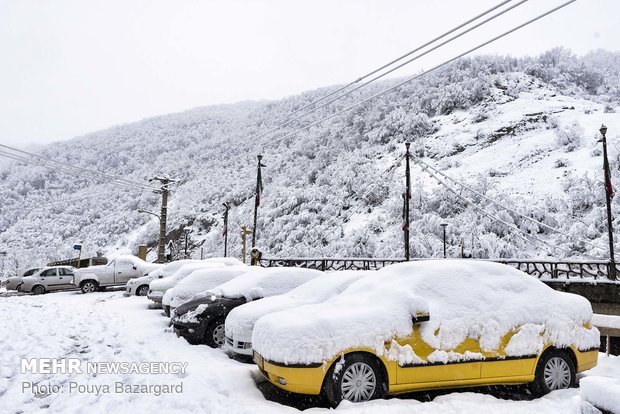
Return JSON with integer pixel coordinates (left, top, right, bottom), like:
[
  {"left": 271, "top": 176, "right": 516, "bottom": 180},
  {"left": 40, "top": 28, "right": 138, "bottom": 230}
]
[{"left": 1, "top": 48, "right": 619, "bottom": 271}]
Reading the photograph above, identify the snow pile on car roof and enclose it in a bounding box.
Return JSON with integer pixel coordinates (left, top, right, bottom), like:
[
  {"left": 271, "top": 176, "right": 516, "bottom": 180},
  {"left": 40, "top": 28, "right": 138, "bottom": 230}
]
[
  {"left": 225, "top": 270, "right": 373, "bottom": 342},
  {"left": 252, "top": 260, "right": 600, "bottom": 365},
  {"left": 206, "top": 267, "right": 323, "bottom": 301},
  {"left": 150, "top": 259, "right": 243, "bottom": 291},
  {"left": 164, "top": 266, "right": 248, "bottom": 308}
]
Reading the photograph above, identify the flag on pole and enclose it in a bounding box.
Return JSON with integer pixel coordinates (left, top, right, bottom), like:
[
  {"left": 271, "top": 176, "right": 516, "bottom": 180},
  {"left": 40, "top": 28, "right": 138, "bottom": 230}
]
[
  {"left": 255, "top": 159, "right": 266, "bottom": 207},
  {"left": 402, "top": 193, "right": 409, "bottom": 231}
]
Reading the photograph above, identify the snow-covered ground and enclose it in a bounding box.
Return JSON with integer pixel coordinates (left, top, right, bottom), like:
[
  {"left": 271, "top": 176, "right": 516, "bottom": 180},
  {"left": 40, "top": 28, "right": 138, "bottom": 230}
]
[{"left": 1, "top": 290, "right": 619, "bottom": 414}]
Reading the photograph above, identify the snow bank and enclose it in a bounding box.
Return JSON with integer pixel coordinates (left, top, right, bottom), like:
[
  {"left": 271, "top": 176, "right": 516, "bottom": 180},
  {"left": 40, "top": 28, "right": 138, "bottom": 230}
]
[
  {"left": 206, "top": 267, "right": 323, "bottom": 301},
  {"left": 580, "top": 376, "right": 620, "bottom": 414},
  {"left": 225, "top": 270, "right": 373, "bottom": 342},
  {"left": 163, "top": 266, "right": 248, "bottom": 308},
  {"left": 252, "top": 260, "right": 599, "bottom": 365}
]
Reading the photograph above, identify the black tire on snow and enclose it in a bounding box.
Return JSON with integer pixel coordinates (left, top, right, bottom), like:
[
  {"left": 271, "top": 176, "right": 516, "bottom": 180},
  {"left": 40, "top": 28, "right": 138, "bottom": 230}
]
[
  {"left": 81, "top": 281, "right": 98, "bottom": 294},
  {"left": 32, "top": 285, "right": 46, "bottom": 295},
  {"left": 204, "top": 318, "right": 226, "bottom": 348},
  {"left": 530, "top": 348, "right": 576, "bottom": 396},
  {"left": 323, "top": 353, "right": 385, "bottom": 407}
]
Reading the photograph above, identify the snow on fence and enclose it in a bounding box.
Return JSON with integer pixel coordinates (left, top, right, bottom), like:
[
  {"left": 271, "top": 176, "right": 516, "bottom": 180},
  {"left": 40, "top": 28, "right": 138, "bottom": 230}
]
[{"left": 258, "top": 257, "right": 620, "bottom": 281}]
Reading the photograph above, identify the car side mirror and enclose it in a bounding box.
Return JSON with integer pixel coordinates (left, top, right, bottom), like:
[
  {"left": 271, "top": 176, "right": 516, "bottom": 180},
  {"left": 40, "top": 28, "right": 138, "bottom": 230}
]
[{"left": 412, "top": 313, "right": 430, "bottom": 324}]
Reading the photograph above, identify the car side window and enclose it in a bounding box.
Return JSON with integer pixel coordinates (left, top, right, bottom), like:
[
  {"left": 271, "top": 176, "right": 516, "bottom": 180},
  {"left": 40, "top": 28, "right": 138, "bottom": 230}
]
[
  {"left": 40, "top": 269, "right": 56, "bottom": 277},
  {"left": 58, "top": 268, "right": 72, "bottom": 276}
]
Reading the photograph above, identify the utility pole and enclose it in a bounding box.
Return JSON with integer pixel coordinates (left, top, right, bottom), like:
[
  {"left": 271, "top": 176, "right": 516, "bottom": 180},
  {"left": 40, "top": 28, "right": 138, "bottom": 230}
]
[
  {"left": 150, "top": 176, "right": 175, "bottom": 264},
  {"left": 441, "top": 223, "right": 448, "bottom": 258},
  {"left": 252, "top": 155, "right": 266, "bottom": 247},
  {"left": 403, "top": 143, "right": 411, "bottom": 260},
  {"left": 599, "top": 125, "right": 616, "bottom": 280},
  {"left": 222, "top": 203, "right": 229, "bottom": 257}
]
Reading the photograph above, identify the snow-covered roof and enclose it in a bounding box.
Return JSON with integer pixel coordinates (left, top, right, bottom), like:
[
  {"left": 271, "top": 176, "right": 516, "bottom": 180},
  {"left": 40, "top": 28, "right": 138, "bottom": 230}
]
[
  {"left": 252, "top": 260, "right": 600, "bottom": 365},
  {"left": 225, "top": 270, "right": 373, "bottom": 342},
  {"left": 206, "top": 267, "right": 323, "bottom": 301}
]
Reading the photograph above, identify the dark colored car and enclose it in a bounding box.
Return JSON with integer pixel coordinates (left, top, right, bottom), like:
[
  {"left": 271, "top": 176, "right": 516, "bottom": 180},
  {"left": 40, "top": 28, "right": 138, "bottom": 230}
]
[
  {"left": 172, "top": 267, "right": 323, "bottom": 347},
  {"left": 173, "top": 296, "right": 249, "bottom": 347}
]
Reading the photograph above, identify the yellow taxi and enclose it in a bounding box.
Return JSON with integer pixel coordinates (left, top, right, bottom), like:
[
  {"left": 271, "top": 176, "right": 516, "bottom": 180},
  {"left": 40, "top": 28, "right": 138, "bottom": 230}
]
[{"left": 251, "top": 260, "right": 599, "bottom": 406}]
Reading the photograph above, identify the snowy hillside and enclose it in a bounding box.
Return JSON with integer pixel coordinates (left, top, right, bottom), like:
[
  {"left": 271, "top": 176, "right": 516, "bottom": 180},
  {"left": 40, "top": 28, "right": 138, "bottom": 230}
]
[{"left": 1, "top": 48, "right": 620, "bottom": 271}]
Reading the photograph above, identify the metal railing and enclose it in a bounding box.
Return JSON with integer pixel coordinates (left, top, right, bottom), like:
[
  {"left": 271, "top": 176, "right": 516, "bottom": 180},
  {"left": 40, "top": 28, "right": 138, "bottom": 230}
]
[{"left": 258, "top": 257, "right": 619, "bottom": 281}]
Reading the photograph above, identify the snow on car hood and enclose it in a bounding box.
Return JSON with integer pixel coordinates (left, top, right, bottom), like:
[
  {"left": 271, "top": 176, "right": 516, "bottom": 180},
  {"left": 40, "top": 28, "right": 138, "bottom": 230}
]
[
  {"left": 225, "top": 270, "right": 373, "bottom": 342},
  {"left": 252, "top": 260, "right": 600, "bottom": 365},
  {"left": 162, "top": 266, "right": 248, "bottom": 308},
  {"left": 203, "top": 267, "right": 323, "bottom": 301}
]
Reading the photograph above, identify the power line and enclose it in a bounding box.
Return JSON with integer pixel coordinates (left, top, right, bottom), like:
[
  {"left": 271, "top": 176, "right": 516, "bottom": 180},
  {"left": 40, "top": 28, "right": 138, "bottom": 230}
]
[
  {"left": 260, "top": 0, "right": 530, "bottom": 150},
  {"left": 413, "top": 157, "right": 608, "bottom": 251},
  {"left": 261, "top": 0, "right": 577, "bottom": 149},
  {"left": 248, "top": 0, "right": 518, "bottom": 147},
  {"left": 0, "top": 144, "right": 159, "bottom": 192},
  {"left": 419, "top": 162, "right": 572, "bottom": 255}
]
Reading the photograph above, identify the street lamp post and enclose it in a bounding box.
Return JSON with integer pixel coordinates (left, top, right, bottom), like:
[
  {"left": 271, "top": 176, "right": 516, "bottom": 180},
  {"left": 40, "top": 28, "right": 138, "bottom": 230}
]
[
  {"left": 599, "top": 124, "right": 616, "bottom": 280},
  {"left": 138, "top": 209, "right": 162, "bottom": 262},
  {"left": 440, "top": 223, "right": 448, "bottom": 258}
]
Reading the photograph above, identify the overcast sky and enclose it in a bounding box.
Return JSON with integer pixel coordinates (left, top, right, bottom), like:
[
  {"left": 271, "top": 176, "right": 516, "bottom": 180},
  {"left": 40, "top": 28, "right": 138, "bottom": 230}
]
[{"left": 0, "top": 0, "right": 618, "bottom": 147}]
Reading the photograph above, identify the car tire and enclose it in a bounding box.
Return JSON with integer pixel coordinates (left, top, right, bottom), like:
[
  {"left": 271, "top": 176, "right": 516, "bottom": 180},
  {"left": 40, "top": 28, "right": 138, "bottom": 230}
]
[
  {"left": 16, "top": 284, "right": 22, "bottom": 292},
  {"left": 204, "top": 317, "right": 226, "bottom": 348},
  {"left": 32, "top": 285, "right": 46, "bottom": 295},
  {"left": 324, "top": 353, "right": 385, "bottom": 407},
  {"left": 81, "top": 281, "right": 98, "bottom": 294},
  {"left": 530, "top": 348, "right": 576, "bottom": 396},
  {"left": 136, "top": 285, "right": 149, "bottom": 296}
]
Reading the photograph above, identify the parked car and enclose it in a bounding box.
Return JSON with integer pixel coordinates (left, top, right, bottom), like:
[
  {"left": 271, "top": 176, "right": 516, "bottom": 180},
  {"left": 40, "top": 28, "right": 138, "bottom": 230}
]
[
  {"left": 124, "top": 260, "right": 201, "bottom": 297},
  {"left": 252, "top": 260, "right": 600, "bottom": 407},
  {"left": 73, "top": 255, "right": 160, "bottom": 294},
  {"left": 5, "top": 267, "right": 41, "bottom": 291},
  {"left": 147, "top": 258, "right": 244, "bottom": 309},
  {"left": 19, "top": 266, "right": 77, "bottom": 294},
  {"left": 163, "top": 266, "right": 249, "bottom": 317},
  {"left": 172, "top": 267, "right": 322, "bottom": 347},
  {"left": 225, "top": 270, "right": 372, "bottom": 361}
]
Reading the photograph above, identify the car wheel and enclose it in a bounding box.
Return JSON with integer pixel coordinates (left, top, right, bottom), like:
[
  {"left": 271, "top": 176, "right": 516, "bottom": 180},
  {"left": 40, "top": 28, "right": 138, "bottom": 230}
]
[
  {"left": 324, "top": 353, "right": 385, "bottom": 407},
  {"left": 204, "top": 318, "right": 226, "bottom": 348},
  {"left": 81, "top": 281, "right": 98, "bottom": 294},
  {"left": 16, "top": 284, "right": 22, "bottom": 292},
  {"left": 136, "top": 285, "right": 149, "bottom": 296},
  {"left": 163, "top": 305, "right": 171, "bottom": 317},
  {"left": 530, "top": 349, "right": 576, "bottom": 396},
  {"left": 32, "top": 285, "right": 46, "bottom": 295}
]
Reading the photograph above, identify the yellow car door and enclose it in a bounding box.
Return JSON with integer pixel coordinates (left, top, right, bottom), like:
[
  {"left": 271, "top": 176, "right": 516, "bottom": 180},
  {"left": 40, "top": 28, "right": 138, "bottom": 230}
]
[{"left": 395, "top": 327, "right": 482, "bottom": 386}]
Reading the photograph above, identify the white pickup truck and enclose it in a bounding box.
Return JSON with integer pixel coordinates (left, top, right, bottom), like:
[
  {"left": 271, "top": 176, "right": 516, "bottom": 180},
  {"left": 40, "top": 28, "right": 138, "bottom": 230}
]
[{"left": 73, "top": 255, "right": 161, "bottom": 294}]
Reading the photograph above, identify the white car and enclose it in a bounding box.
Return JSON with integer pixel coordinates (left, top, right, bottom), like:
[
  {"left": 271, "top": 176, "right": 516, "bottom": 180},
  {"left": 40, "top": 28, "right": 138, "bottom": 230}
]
[
  {"left": 224, "top": 270, "right": 372, "bottom": 359},
  {"left": 147, "top": 258, "right": 244, "bottom": 308},
  {"left": 163, "top": 266, "right": 249, "bottom": 317},
  {"left": 124, "top": 260, "right": 201, "bottom": 297},
  {"left": 5, "top": 267, "right": 41, "bottom": 291},
  {"left": 74, "top": 255, "right": 161, "bottom": 294},
  {"left": 19, "top": 266, "right": 77, "bottom": 294}
]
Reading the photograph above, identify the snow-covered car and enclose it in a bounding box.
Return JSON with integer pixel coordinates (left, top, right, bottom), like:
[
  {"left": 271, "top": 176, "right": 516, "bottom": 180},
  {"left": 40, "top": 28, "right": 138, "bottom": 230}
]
[
  {"left": 225, "top": 270, "right": 372, "bottom": 361},
  {"left": 19, "top": 266, "right": 77, "bottom": 294},
  {"left": 124, "top": 260, "right": 201, "bottom": 297},
  {"left": 73, "top": 255, "right": 161, "bottom": 294},
  {"left": 5, "top": 267, "right": 41, "bottom": 291},
  {"left": 172, "top": 267, "right": 323, "bottom": 347},
  {"left": 163, "top": 266, "right": 249, "bottom": 317},
  {"left": 147, "top": 258, "right": 244, "bottom": 308},
  {"left": 252, "top": 260, "right": 600, "bottom": 407}
]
